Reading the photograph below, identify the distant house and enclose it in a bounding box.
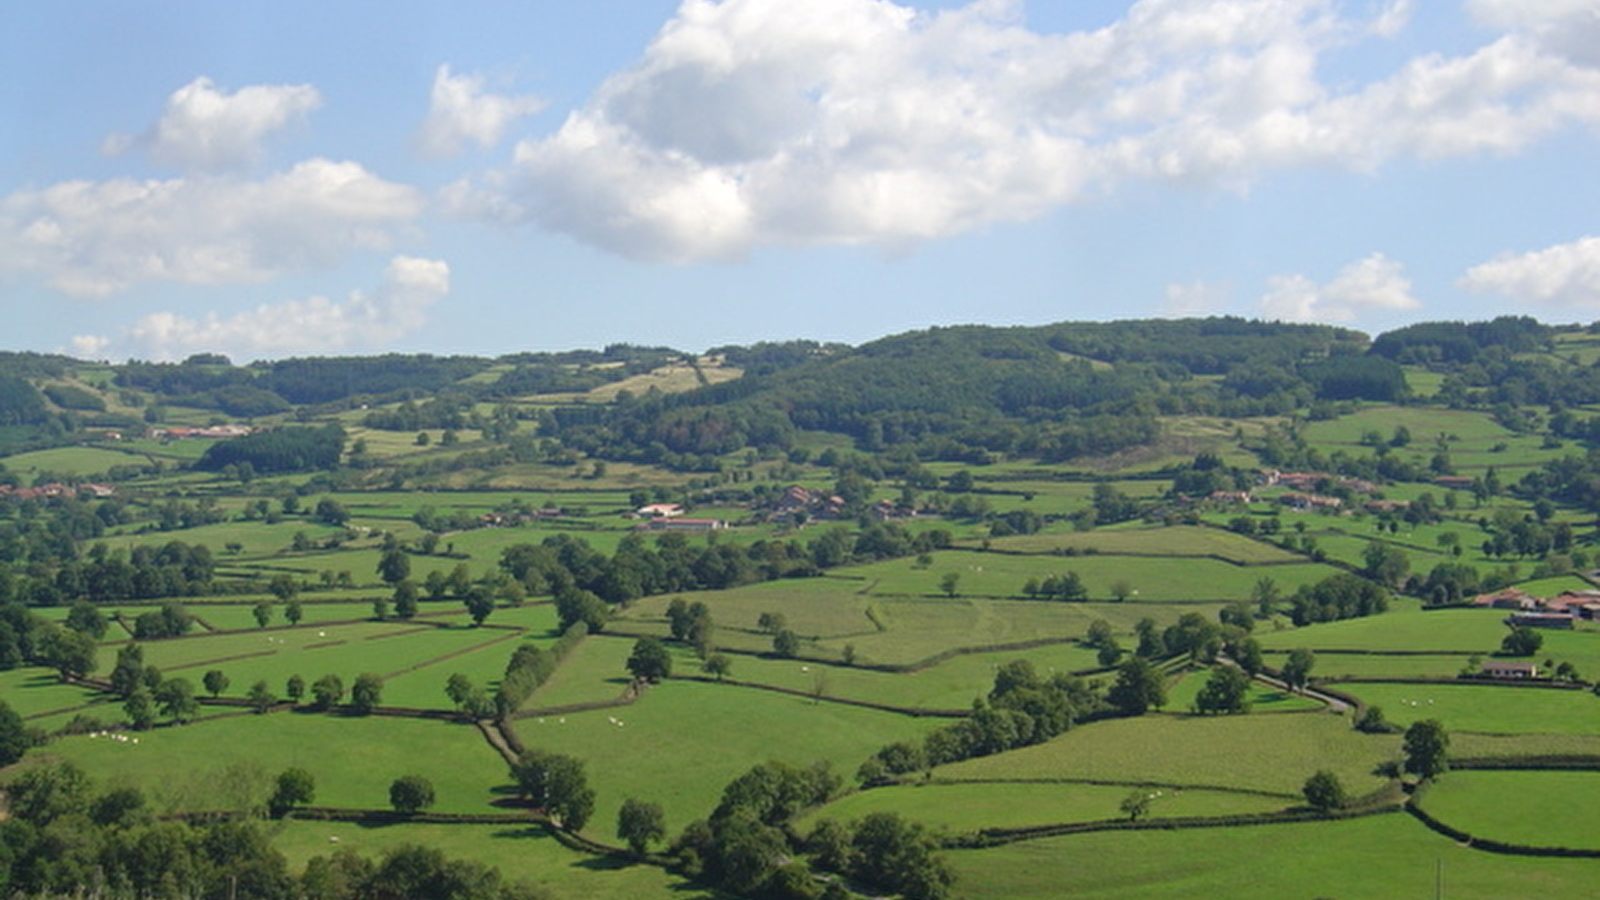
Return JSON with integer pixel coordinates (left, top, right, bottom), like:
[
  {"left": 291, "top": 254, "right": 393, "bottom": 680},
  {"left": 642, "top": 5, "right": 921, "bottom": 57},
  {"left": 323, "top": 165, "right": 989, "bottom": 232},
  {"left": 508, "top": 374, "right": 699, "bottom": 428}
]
[
  {"left": 1279, "top": 492, "right": 1342, "bottom": 512},
  {"left": 1545, "top": 591, "right": 1600, "bottom": 620},
  {"left": 1208, "top": 490, "right": 1253, "bottom": 504},
  {"left": 642, "top": 517, "right": 727, "bottom": 532},
  {"left": 1505, "top": 611, "right": 1576, "bottom": 630},
  {"left": 1480, "top": 660, "right": 1539, "bottom": 679},
  {"left": 1471, "top": 588, "right": 1538, "bottom": 611},
  {"left": 635, "top": 503, "right": 684, "bottom": 518}
]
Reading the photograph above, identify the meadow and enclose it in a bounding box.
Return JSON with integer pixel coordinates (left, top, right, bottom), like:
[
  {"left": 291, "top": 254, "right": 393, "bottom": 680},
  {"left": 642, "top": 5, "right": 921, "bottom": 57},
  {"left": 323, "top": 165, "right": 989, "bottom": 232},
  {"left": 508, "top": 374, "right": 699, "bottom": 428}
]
[
  {"left": 1415, "top": 770, "right": 1600, "bottom": 849},
  {"left": 1335, "top": 682, "right": 1600, "bottom": 735},
  {"left": 944, "top": 813, "right": 1600, "bottom": 900}
]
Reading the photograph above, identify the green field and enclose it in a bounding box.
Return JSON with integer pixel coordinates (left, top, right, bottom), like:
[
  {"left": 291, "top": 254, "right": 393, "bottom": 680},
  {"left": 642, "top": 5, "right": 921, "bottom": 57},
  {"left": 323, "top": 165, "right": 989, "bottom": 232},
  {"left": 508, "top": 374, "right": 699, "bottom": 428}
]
[
  {"left": 1336, "top": 682, "right": 1600, "bottom": 735},
  {"left": 1416, "top": 771, "right": 1600, "bottom": 849},
  {"left": 1256, "top": 607, "right": 1512, "bottom": 654},
  {"left": 983, "top": 525, "right": 1302, "bottom": 564},
  {"left": 511, "top": 678, "right": 942, "bottom": 839},
  {"left": 42, "top": 713, "right": 509, "bottom": 815},
  {"left": 936, "top": 711, "right": 1394, "bottom": 797},
  {"left": 1163, "top": 669, "right": 1325, "bottom": 714},
  {"left": 944, "top": 812, "right": 1600, "bottom": 900},
  {"left": 801, "top": 781, "right": 1287, "bottom": 834},
  {"left": 271, "top": 820, "right": 712, "bottom": 900}
]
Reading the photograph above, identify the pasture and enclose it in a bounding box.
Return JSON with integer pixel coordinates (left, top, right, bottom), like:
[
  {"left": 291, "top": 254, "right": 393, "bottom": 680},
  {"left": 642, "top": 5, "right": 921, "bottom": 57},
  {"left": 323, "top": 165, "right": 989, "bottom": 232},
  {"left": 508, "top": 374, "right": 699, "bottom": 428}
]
[
  {"left": 935, "top": 711, "right": 1394, "bottom": 797},
  {"left": 944, "top": 813, "right": 1600, "bottom": 900},
  {"left": 983, "top": 525, "right": 1301, "bottom": 565},
  {"left": 42, "top": 713, "right": 509, "bottom": 815},
  {"left": 1255, "top": 608, "right": 1512, "bottom": 654},
  {"left": 270, "top": 820, "right": 712, "bottom": 900},
  {"left": 1335, "top": 682, "right": 1600, "bottom": 735},
  {"left": 511, "top": 678, "right": 942, "bottom": 839},
  {"left": 1416, "top": 770, "right": 1600, "bottom": 849},
  {"left": 800, "top": 781, "right": 1287, "bottom": 834}
]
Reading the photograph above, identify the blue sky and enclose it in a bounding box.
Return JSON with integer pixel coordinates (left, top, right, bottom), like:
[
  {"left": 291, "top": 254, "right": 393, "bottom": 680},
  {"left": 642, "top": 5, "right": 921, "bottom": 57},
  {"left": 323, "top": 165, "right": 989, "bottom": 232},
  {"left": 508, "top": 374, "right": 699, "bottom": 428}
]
[{"left": 2, "top": 0, "right": 1597, "bottom": 361}]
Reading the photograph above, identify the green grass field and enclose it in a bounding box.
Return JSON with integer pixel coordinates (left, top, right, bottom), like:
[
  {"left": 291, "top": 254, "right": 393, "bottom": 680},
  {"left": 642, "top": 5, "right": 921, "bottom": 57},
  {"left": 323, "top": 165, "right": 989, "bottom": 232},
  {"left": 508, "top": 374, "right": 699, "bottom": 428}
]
[
  {"left": 270, "top": 820, "right": 716, "bottom": 900},
  {"left": 42, "top": 713, "right": 509, "bottom": 815},
  {"left": 936, "top": 711, "right": 1394, "bottom": 797},
  {"left": 983, "top": 525, "right": 1301, "bottom": 564},
  {"left": 1335, "top": 682, "right": 1600, "bottom": 735},
  {"left": 1416, "top": 770, "right": 1600, "bottom": 849},
  {"left": 943, "top": 812, "right": 1600, "bottom": 900},
  {"left": 1255, "top": 608, "right": 1511, "bottom": 654},
  {"left": 800, "top": 781, "right": 1288, "bottom": 834},
  {"left": 1163, "top": 670, "right": 1325, "bottom": 714},
  {"left": 510, "top": 678, "right": 942, "bottom": 840}
]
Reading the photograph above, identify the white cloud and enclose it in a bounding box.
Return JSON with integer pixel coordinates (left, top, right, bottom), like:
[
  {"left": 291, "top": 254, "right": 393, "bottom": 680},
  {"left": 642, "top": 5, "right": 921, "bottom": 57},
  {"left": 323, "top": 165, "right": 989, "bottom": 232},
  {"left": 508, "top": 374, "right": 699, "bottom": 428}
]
[
  {"left": 473, "top": 0, "right": 1600, "bottom": 262},
  {"left": 1459, "top": 236, "right": 1600, "bottom": 309},
  {"left": 1467, "top": 0, "right": 1600, "bottom": 65},
  {"left": 106, "top": 77, "right": 323, "bottom": 172},
  {"left": 82, "top": 256, "right": 451, "bottom": 361},
  {"left": 0, "top": 159, "right": 422, "bottom": 297},
  {"left": 1370, "top": 0, "right": 1413, "bottom": 38},
  {"left": 1159, "top": 280, "right": 1229, "bottom": 317},
  {"left": 419, "top": 66, "right": 546, "bottom": 157},
  {"left": 1260, "top": 252, "right": 1420, "bottom": 322}
]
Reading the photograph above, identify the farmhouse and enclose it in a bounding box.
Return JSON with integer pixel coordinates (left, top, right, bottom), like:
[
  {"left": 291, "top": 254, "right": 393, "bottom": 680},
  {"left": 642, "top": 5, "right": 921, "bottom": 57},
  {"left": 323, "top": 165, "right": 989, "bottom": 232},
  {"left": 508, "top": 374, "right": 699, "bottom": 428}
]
[
  {"left": 1480, "top": 660, "right": 1539, "bottom": 679},
  {"left": 1505, "top": 611, "right": 1576, "bottom": 630},
  {"left": 642, "top": 517, "right": 727, "bottom": 532},
  {"left": 1278, "top": 492, "right": 1342, "bottom": 512},
  {"left": 1471, "top": 588, "right": 1539, "bottom": 610},
  {"left": 635, "top": 503, "right": 684, "bottom": 518}
]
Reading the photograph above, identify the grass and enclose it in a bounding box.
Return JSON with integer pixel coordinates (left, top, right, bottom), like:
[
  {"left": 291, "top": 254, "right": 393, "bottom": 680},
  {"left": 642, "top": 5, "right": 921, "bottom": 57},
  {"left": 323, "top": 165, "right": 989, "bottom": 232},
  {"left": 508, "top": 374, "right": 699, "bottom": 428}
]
[
  {"left": 1163, "top": 670, "right": 1325, "bottom": 714},
  {"left": 0, "top": 666, "right": 109, "bottom": 719},
  {"left": 1262, "top": 652, "right": 1475, "bottom": 680},
  {"left": 1417, "top": 771, "right": 1600, "bottom": 849},
  {"left": 982, "top": 526, "right": 1301, "bottom": 565},
  {"left": 943, "top": 812, "right": 1600, "bottom": 900},
  {"left": 1255, "top": 608, "right": 1512, "bottom": 654},
  {"left": 41, "top": 713, "right": 509, "bottom": 815},
  {"left": 511, "top": 678, "right": 943, "bottom": 840},
  {"left": 1334, "top": 682, "right": 1600, "bottom": 735},
  {"left": 0, "top": 445, "right": 147, "bottom": 477},
  {"left": 269, "top": 820, "right": 717, "bottom": 899},
  {"left": 936, "top": 711, "right": 1395, "bottom": 797},
  {"left": 849, "top": 550, "right": 1342, "bottom": 603},
  {"left": 799, "top": 782, "right": 1288, "bottom": 834}
]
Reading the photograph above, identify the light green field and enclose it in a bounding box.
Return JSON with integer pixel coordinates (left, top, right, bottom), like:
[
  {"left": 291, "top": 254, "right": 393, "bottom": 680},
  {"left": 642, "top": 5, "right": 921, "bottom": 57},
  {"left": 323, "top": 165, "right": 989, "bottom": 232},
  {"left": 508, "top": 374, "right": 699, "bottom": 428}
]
[
  {"left": 944, "top": 812, "right": 1600, "bottom": 900},
  {"left": 42, "top": 713, "right": 508, "bottom": 815},
  {"left": 0, "top": 666, "right": 108, "bottom": 719},
  {"left": 1336, "top": 682, "right": 1600, "bottom": 735},
  {"left": 522, "top": 635, "right": 639, "bottom": 709},
  {"left": 801, "top": 782, "right": 1287, "bottom": 834},
  {"left": 270, "top": 820, "right": 713, "bottom": 900},
  {"left": 685, "top": 642, "right": 1105, "bottom": 711},
  {"left": 936, "top": 712, "right": 1394, "bottom": 797},
  {"left": 837, "top": 597, "right": 1220, "bottom": 667},
  {"left": 1163, "top": 670, "right": 1325, "bottom": 714},
  {"left": 851, "top": 550, "right": 1341, "bottom": 603},
  {"left": 983, "top": 525, "right": 1301, "bottom": 565},
  {"left": 128, "top": 620, "right": 514, "bottom": 696},
  {"left": 1263, "top": 652, "right": 1474, "bottom": 680},
  {"left": 1256, "top": 608, "right": 1510, "bottom": 654},
  {"left": 1417, "top": 771, "right": 1600, "bottom": 849},
  {"left": 0, "top": 445, "right": 146, "bottom": 476},
  {"left": 511, "top": 678, "right": 941, "bottom": 840}
]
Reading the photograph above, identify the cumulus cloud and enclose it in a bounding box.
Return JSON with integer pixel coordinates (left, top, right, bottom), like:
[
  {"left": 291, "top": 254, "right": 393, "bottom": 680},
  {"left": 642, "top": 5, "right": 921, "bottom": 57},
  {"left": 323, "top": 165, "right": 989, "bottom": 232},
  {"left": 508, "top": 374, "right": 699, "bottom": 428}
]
[
  {"left": 472, "top": 0, "right": 1600, "bottom": 262},
  {"left": 1459, "top": 236, "right": 1600, "bottom": 309},
  {"left": 0, "top": 159, "right": 421, "bottom": 297},
  {"left": 1467, "top": 0, "right": 1600, "bottom": 65},
  {"left": 1260, "top": 253, "right": 1420, "bottom": 322},
  {"left": 105, "top": 77, "right": 323, "bottom": 171},
  {"left": 1159, "top": 280, "right": 1229, "bottom": 318},
  {"left": 77, "top": 256, "right": 451, "bottom": 361},
  {"left": 419, "top": 66, "right": 546, "bottom": 157}
]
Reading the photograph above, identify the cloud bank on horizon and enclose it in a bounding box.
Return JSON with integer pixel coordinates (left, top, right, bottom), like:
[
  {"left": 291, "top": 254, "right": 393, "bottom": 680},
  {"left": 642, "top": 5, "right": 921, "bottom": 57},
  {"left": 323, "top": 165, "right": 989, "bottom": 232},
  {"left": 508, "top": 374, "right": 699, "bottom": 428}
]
[{"left": 1, "top": 0, "right": 1597, "bottom": 361}]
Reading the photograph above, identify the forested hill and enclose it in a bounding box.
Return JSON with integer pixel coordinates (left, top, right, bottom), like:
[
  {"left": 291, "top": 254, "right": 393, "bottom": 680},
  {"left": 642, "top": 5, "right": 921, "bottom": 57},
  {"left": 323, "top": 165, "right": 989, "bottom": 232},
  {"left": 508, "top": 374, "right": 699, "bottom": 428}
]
[
  {"left": 562, "top": 319, "right": 1381, "bottom": 467},
  {"left": 4, "top": 314, "right": 1591, "bottom": 468}
]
